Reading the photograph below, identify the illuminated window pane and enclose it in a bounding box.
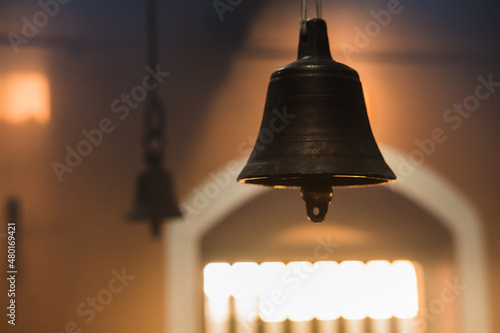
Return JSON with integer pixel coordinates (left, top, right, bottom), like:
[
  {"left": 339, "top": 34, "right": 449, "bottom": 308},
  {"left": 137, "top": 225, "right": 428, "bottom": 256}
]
[
  {"left": 366, "top": 260, "right": 393, "bottom": 319},
  {"left": 204, "top": 263, "right": 232, "bottom": 299},
  {"left": 258, "top": 262, "right": 287, "bottom": 322},
  {"left": 392, "top": 261, "right": 419, "bottom": 318},
  {"left": 338, "top": 260, "right": 368, "bottom": 320},
  {"left": 231, "top": 262, "right": 260, "bottom": 322},
  {"left": 285, "top": 261, "right": 315, "bottom": 322},
  {"left": 231, "top": 262, "right": 260, "bottom": 300},
  {"left": 203, "top": 260, "right": 420, "bottom": 325},
  {"left": 312, "top": 261, "right": 340, "bottom": 320}
]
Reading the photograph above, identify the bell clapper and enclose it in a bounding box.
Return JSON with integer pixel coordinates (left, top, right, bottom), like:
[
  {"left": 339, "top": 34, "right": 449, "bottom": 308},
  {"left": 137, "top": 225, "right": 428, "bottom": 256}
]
[
  {"left": 300, "top": 184, "right": 333, "bottom": 222},
  {"left": 151, "top": 217, "right": 161, "bottom": 238}
]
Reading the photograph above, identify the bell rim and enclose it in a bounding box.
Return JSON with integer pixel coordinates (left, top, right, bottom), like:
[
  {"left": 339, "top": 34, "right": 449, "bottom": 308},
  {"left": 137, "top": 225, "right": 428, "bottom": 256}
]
[
  {"left": 127, "top": 209, "right": 183, "bottom": 221},
  {"left": 237, "top": 173, "right": 396, "bottom": 188}
]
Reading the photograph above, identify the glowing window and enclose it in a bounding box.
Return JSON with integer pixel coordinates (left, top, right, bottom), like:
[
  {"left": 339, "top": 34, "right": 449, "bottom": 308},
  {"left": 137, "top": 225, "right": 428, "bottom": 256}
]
[
  {"left": 0, "top": 72, "right": 50, "bottom": 124},
  {"left": 203, "top": 260, "right": 419, "bottom": 330}
]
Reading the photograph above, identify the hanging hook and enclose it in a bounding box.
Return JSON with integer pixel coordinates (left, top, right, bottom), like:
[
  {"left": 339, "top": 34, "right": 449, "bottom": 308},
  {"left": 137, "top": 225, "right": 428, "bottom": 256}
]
[{"left": 301, "top": 0, "right": 323, "bottom": 36}]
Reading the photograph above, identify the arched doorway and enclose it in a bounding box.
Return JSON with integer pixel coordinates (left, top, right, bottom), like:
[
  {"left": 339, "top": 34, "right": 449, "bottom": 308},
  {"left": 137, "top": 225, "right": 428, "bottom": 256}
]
[{"left": 164, "top": 146, "right": 490, "bottom": 333}]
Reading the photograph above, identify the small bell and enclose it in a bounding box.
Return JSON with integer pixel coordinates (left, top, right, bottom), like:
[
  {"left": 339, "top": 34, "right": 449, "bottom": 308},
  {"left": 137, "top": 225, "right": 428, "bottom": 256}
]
[
  {"left": 237, "top": 18, "right": 396, "bottom": 222},
  {"left": 128, "top": 0, "right": 182, "bottom": 236},
  {"left": 129, "top": 167, "right": 182, "bottom": 236}
]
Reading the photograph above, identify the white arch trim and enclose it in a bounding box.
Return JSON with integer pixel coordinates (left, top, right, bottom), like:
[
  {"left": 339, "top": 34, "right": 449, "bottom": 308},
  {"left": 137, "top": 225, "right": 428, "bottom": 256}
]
[{"left": 164, "top": 145, "right": 491, "bottom": 333}]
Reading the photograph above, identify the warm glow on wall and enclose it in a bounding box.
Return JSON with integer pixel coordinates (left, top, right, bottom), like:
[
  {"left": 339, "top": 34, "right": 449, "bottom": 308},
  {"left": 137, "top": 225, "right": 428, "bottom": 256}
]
[
  {"left": 203, "top": 260, "right": 419, "bottom": 326},
  {"left": 0, "top": 72, "right": 50, "bottom": 124}
]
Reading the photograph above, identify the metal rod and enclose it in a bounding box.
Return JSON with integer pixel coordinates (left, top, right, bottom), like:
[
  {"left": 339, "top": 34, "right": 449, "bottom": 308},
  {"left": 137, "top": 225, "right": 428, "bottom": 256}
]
[
  {"left": 301, "top": 0, "right": 323, "bottom": 35},
  {"left": 301, "top": 0, "right": 307, "bottom": 36},
  {"left": 146, "top": 0, "right": 158, "bottom": 80},
  {"left": 143, "top": 0, "right": 166, "bottom": 169},
  {"left": 316, "top": 0, "right": 322, "bottom": 18}
]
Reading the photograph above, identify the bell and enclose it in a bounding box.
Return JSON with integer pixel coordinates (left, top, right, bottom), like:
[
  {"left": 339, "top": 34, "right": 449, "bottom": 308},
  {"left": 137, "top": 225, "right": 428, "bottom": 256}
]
[
  {"left": 128, "top": 167, "right": 182, "bottom": 236},
  {"left": 237, "top": 18, "right": 396, "bottom": 222}
]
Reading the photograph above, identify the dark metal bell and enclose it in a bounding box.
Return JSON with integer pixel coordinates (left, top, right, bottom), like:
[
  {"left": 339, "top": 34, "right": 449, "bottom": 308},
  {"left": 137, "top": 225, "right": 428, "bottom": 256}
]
[
  {"left": 129, "top": 167, "right": 182, "bottom": 236},
  {"left": 237, "top": 18, "right": 396, "bottom": 222}
]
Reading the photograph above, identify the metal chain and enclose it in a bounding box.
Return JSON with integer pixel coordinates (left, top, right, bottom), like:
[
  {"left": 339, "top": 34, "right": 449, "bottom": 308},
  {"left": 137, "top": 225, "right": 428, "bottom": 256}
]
[
  {"left": 143, "top": 98, "right": 165, "bottom": 167},
  {"left": 143, "top": 0, "right": 165, "bottom": 168}
]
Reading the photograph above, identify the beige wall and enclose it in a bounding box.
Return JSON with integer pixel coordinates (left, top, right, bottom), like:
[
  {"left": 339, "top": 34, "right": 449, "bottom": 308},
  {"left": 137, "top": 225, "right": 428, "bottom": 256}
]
[{"left": 0, "top": 1, "right": 499, "bottom": 332}]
